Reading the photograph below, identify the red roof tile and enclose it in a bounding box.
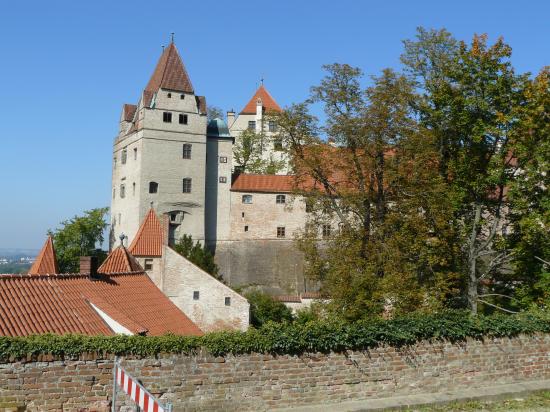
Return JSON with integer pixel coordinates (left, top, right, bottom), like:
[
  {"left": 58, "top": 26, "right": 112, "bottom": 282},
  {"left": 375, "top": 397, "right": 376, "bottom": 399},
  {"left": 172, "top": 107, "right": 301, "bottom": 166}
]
[
  {"left": 301, "top": 292, "right": 323, "bottom": 299},
  {"left": 122, "top": 104, "right": 137, "bottom": 122},
  {"left": 145, "top": 42, "right": 194, "bottom": 94},
  {"left": 128, "top": 209, "right": 164, "bottom": 257},
  {"left": 0, "top": 272, "right": 202, "bottom": 337},
  {"left": 275, "top": 295, "right": 301, "bottom": 303},
  {"left": 98, "top": 246, "right": 143, "bottom": 274},
  {"left": 28, "top": 236, "right": 59, "bottom": 275},
  {"left": 231, "top": 174, "right": 295, "bottom": 193},
  {"left": 241, "top": 85, "right": 282, "bottom": 114}
]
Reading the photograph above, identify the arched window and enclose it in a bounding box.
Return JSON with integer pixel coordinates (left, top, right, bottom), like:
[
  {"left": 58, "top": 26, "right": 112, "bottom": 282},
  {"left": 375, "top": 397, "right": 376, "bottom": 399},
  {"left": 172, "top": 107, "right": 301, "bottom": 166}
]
[{"left": 149, "top": 181, "right": 158, "bottom": 194}]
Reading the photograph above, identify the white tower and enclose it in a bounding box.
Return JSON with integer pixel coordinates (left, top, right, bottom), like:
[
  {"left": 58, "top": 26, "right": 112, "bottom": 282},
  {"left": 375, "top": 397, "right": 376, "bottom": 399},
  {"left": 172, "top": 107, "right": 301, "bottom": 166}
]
[{"left": 111, "top": 41, "right": 208, "bottom": 249}]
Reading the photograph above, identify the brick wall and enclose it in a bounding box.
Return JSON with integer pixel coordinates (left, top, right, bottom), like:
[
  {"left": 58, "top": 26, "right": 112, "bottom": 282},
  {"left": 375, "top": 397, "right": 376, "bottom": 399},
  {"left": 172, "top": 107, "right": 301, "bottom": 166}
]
[{"left": 1, "top": 334, "right": 549, "bottom": 411}]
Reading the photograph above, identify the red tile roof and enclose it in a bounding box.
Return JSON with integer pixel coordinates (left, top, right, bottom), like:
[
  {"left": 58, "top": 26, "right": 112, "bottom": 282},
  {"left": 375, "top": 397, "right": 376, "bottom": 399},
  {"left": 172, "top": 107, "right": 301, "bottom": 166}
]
[
  {"left": 275, "top": 295, "right": 301, "bottom": 303},
  {"left": 128, "top": 209, "right": 164, "bottom": 257},
  {"left": 145, "top": 42, "right": 194, "bottom": 94},
  {"left": 28, "top": 236, "right": 59, "bottom": 275},
  {"left": 122, "top": 104, "right": 137, "bottom": 122},
  {"left": 0, "top": 272, "right": 202, "bottom": 337},
  {"left": 98, "top": 246, "right": 143, "bottom": 274},
  {"left": 241, "top": 85, "right": 282, "bottom": 114},
  {"left": 231, "top": 174, "right": 295, "bottom": 193}
]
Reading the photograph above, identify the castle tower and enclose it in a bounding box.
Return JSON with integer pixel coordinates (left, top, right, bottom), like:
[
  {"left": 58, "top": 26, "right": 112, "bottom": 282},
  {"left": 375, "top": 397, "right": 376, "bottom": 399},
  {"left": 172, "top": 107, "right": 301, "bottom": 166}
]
[{"left": 111, "top": 41, "right": 208, "bottom": 249}]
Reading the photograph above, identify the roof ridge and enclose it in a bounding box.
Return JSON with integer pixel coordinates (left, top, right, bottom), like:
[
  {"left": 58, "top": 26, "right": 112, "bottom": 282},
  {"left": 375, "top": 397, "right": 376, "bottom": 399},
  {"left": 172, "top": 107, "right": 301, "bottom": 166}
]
[
  {"left": 28, "top": 236, "right": 59, "bottom": 275},
  {"left": 128, "top": 208, "right": 164, "bottom": 257}
]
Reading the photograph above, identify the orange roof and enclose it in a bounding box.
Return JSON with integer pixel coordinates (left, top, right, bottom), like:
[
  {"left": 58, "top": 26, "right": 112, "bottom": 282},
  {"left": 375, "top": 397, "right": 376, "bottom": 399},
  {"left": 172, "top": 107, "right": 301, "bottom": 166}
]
[
  {"left": 231, "top": 174, "right": 295, "bottom": 193},
  {"left": 145, "top": 42, "right": 194, "bottom": 94},
  {"left": 98, "top": 246, "right": 143, "bottom": 274},
  {"left": 122, "top": 104, "right": 137, "bottom": 122},
  {"left": 28, "top": 236, "right": 59, "bottom": 275},
  {"left": 240, "top": 85, "right": 282, "bottom": 114},
  {"left": 0, "top": 272, "right": 202, "bottom": 337},
  {"left": 129, "top": 209, "right": 164, "bottom": 257}
]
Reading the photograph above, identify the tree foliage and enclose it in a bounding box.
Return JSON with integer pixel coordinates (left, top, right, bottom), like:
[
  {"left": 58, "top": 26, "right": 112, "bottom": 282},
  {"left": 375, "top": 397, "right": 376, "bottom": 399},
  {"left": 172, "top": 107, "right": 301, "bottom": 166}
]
[
  {"left": 245, "top": 290, "right": 294, "bottom": 327},
  {"left": 48, "top": 208, "right": 109, "bottom": 273},
  {"left": 173, "top": 235, "right": 220, "bottom": 279},
  {"left": 233, "top": 128, "right": 285, "bottom": 174}
]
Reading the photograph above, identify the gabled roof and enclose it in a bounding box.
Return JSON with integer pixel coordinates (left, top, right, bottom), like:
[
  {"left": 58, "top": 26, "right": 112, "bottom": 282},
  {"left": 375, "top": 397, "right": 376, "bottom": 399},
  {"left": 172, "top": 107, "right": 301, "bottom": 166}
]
[
  {"left": 0, "top": 272, "right": 202, "bottom": 337},
  {"left": 241, "top": 85, "right": 282, "bottom": 114},
  {"left": 28, "top": 236, "right": 59, "bottom": 275},
  {"left": 128, "top": 209, "right": 164, "bottom": 257},
  {"left": 145, "top": 42, "right": 194, "bottom": 94},
  {"left": 122, "top": 104, "right": 137, "bottom": 122},
  {"left": 231, "top": 174, "right": 295, "bottom": 193},
  {"left": 98, "top": 246, "right": 143, "bottom": 274}
]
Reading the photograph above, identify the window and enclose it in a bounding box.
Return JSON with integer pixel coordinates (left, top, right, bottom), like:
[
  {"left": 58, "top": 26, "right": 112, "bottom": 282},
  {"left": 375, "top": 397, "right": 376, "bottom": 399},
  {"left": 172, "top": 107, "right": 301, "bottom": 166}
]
[
  {"left": 144, "top": 259, "right": 153, "bottom": 270},
  {"left": 121, "top": 148, "right": 127, "bottom": 164},
  {"left": 225, "top": 297, "right": 231, "bottom": 306},
  {"left": 241, "top": 212, "right": 245, "bottom": 218},
  {"left": 180, "top": 94, "right": 185, "bottom": 100},
  {"left": 132, "top": 182, "right": 136, "bottom": 196},
  {"left": 244, "top": 225, "right": 249, "bottom": 232},
  {"left": 219, "top": 176, "right": 227, "bottom": 183},
  {"left": 274, "top": 137, "right": 283, "bottom": 151},
  {"left": 112, "top": 188, "right": 115, "bottom": 199},
  {"left": 268, "top": 121, "right": 277, "bottom": 132},
  {"left": 277, "top": 227, "right": 286, "bottom": 238},
  {"left": 179, "top": 114, "right": 188, "bottom": 125},
  {"left": 170, "top": 213, "right": 177, "bottom": 222},
  {"left": 120, "top": 184, "right": 125, "bottom": 199},
  {"left": 305, "top": 200, "right": 313, "bottom": 213},
  {"left": 193, "top": 291, "right": 200, "bottom": 300},
  {"left": 149, "top": 181, "right": 158, "bottom": 194},
  {"left": 182, "top": 178, "right": 192, "bottom": 193},
  {"left": 322, "top": 224, "right": 332, "bottom": 239},
  {"left": 276, "top": 194, "right": 286, "bottom": 204},
  {"left": 163, "top": 112, "right": 172, "bottom": 123},
  {"left": 182, "top": 144, "right": 192, "bottom": 159},
  {"left": 167, "top": 92, "right": 172, "bottom": 98},
  {"left": 133, "top": 148, "right": 137, "bottom": 160},
  {"left": 242, "top": 195, "right": 252, "bottom": 204},
  {"left": 219, "top": 156, "right": 228, "bottom": 163},
  {"left": 248, "top": 121, "right": 256, "bottom": 130}
]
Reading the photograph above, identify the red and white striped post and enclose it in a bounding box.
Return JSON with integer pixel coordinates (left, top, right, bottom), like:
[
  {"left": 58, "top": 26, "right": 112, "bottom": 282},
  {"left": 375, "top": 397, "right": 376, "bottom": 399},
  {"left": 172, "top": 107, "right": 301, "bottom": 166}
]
[{"left": 112, "top": 357, "right": 173, "bottom": 412}]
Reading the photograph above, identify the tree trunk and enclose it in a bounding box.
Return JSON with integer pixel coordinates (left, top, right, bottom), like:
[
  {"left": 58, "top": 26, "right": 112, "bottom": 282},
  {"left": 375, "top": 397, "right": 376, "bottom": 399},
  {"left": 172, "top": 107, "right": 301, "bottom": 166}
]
[{"left": 467, "top": 202, "right": 482, "bottom": 314}]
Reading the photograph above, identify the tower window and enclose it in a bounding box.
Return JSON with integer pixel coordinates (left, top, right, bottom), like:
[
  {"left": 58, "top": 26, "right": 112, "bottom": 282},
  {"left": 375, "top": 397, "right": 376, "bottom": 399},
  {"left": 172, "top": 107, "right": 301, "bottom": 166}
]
[
  {"left": 242, "top": 195, "right": 252, "bottom": 204},
  {"left": 183, "top": 144, "right": 192, "bottom": 159},
  {"left": 112, "top": 188, "right": 116, "bottom": 199},
  {"left": 276, "top": 195, "right": 286, "bottom": 204},
  {"left": 133, "top": 148, "right": 137, "bottom": 160},
  {"left": 132, "top": 182, "right": 136, "bottom": 196},
  {"left": 322, "top": 224, "right": 332, "bottom": 239},
  {"left": 248, "top": 121, "right": 256, "bottom": 130},
  {"left": 219, "top": 176, "right": 227, "bottom": 183},
  {"left": 219, "top": 156, "right": 228, "bottom": 163},
  {"left": 242, "top": 212, "right": 245, "bottom": 218},
  {"left": 193, "top": 291, "right": 200, "bottom": 300},
  {"left": 167, "top": 92, "right": 172, "bottom": 98},
  {"left": 180, "top": 94, "right": 185, "bottom": 100},
  {"left": 179, "top": 114, "right": 188, "bottom": 125},
  {"left": 244, "top": 225, "right": 249, "bottom": 232},
  {"left": 182, "top": 178, "right": 192, "bottom": 193},
  {"left": 269, "top": 121, "right": 277, "bottom": 132},
  {"left": 163, "top": 112, "right": 172, "bottom": 123},
  {"left": 149, "top": 181, "right": 158, "bottom": 194},
  {"left": 120, "top": 184, "right": 125, "bottom": 199},
  {"left": 144, "top": 259, "right": 153, "bottom": 270},
  {"left": 277, "top": 227, "right": 286, "bottom": 238},
  {"left": 121, "top": 148, "right": 127, "bottom": 164},
  {"left": 225, "top": 297, "right": 231, "bottom": 306}
]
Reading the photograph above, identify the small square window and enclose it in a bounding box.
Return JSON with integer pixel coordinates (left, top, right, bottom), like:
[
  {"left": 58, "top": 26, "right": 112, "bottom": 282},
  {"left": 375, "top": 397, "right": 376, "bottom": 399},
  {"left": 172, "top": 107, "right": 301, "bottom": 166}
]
[
  {"left": 276, "top": 195, "right": 286, "bottom": 204},
  {"left": 225, "top": 297, "right": 231, "bottom": 306},
  {"left": 219, "top": 156, "right": 228, "bottom": 163},
  {"left": 167, "top": 92, "right": 172, "bottom": 98},
  {"left": 219, "top": 176, "right": 227, "bottom": 183},
  {"left": 244, "top": 225, "right": 249, "bottom": 232},
  {"left": 277, "top": 227, "right": 286, "bottom": 238},
  {"left": 183, "top": 144, "right": 192, "bottom": 159},
  {"left": 193, "top": 291, "right": 200, "bottom": 300},
  {"left": 242, "top": 195, "right": 252, "bottom": 204},
  {"left": 322, "top": 224, "right": 332, "bottom": 239},
  {"left": 149, "top": 181, "right": 158, "bottom": 194},
  {"left": 182, "top": 178, "right": 192, "bottom": 193},
  {"left": 179, "top": 114, "right": 188, "bottom": 125},
  {"left": 163, "top": 112, "right": 172, "bottom": 123},
  {"left": 144, "top": 259, "right": 153, "bottom": 270},
  {"left": 180, "top": 94, "right": 185, "bottom": 100},
  {"left": 248, "top": 121, "right": 256, "bottom": 130}
]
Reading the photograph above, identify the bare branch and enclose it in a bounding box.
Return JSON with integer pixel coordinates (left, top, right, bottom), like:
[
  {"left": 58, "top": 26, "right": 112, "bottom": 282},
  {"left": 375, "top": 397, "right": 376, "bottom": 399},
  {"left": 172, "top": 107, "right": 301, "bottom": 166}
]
[{"left": 477, "top": 299, "right": 518, "bottom": 314}]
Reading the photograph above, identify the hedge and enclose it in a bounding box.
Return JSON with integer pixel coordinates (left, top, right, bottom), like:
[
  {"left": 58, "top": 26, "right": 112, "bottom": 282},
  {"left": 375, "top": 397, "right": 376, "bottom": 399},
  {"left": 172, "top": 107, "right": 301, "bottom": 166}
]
[{"left": 0, "top": 310, "right": 548, "bottom": 360}]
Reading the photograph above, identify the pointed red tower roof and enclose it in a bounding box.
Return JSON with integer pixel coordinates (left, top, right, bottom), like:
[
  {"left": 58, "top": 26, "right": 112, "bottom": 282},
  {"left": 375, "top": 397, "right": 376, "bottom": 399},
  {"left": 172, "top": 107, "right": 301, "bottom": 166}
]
[
  {"left": 98, "top": 246, "right": 143, "bottom": 274},
  {"left": 28, "top": 236, "right": 59, "bottom": 275},
  {"left": 145, "top": 42, "right": 194, "bottom": 94},
  {"left": 129, "top": 209, "right": 164, "bottom": 257},
  {"left": 240, "top": 85, "right": 282, "bottom": 114}
]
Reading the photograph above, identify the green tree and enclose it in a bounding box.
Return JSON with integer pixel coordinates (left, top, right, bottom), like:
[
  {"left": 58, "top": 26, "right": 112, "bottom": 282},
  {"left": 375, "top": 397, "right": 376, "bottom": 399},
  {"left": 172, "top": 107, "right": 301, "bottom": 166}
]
[
  {"left": 48, "top": 208, "right": 109, "bottom": 273},
  {"left": 244, "top": 290, "right": 294, "bottom": 327},
  {"left": 173, "top": 234, "right": 221, "bottom": 279},
  {"left": 233, "top": 128, "right": 285, "bottom": 174}
]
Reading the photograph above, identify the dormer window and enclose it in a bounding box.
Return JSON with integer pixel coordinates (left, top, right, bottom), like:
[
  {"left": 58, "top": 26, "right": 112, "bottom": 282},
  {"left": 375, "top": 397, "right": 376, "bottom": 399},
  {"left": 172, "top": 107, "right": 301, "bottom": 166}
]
[
  {"left": 179, "top": 114, "right": 188, "bottom": 125},
  {"left": 167, "top": 93, "right": 172, "bottom": 98},
  {"left": 163, "top": 112, "right": 172, "bottom": 123}
]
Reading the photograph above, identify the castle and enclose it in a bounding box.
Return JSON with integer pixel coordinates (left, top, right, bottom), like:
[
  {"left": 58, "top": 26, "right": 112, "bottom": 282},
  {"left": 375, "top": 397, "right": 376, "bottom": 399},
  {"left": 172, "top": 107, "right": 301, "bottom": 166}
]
[{"left": 111, "top": 41, "right": 310, "bottom": 294}]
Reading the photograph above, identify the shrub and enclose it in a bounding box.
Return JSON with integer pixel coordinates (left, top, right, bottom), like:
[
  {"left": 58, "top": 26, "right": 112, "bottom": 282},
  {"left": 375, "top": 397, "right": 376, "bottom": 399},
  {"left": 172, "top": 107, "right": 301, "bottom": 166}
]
[{"left": 245, "top": 291, "right": 294, "bottom": 327}]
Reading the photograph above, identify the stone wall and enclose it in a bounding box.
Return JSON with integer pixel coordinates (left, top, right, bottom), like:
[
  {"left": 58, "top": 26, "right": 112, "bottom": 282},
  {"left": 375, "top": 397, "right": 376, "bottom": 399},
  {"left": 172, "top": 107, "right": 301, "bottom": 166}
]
[{"left": 1, "top": 334, "right": 549, "bottom": 411}]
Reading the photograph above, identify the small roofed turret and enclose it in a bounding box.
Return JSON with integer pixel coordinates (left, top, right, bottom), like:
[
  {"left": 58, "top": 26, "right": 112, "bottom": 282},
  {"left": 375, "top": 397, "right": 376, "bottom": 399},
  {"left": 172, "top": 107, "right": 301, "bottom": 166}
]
[{"left": 207, "top": 118, "right": 232, "bottom": 139}]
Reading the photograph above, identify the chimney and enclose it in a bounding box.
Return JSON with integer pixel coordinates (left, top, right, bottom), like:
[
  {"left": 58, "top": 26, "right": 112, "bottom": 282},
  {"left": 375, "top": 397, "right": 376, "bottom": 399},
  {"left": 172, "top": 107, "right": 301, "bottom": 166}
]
[
  {"left": 80, "top": 256, "right": 99, "bottom": 279},
  {"left": 226, "top": 110, "right": 235, "bottom": 128}
]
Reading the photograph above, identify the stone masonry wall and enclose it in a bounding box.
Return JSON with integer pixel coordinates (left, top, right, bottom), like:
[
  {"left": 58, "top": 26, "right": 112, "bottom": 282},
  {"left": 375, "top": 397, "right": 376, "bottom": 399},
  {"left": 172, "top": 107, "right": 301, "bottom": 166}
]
[{"left": 1, "top": 334, "right": 549, "bottom": 411}]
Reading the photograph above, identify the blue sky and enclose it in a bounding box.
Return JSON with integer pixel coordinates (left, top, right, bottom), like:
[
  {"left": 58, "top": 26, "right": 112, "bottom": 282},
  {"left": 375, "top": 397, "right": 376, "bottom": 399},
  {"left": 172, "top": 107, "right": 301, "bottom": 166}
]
[{"left": 0, "top": 0, "right": 548, "bottom": 249}]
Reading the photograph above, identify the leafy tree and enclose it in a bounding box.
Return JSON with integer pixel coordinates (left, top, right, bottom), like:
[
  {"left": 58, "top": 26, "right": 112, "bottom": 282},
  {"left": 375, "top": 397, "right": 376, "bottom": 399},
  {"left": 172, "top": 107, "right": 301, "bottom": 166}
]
[
  {"left": 233, "top": 128, "right": 285, "bottom": 174},
  {"left": 173, "top": 234, "right": 221, "bottom": 279},
  {"left": 244, "top": 290, "right": 294, "bottom": 327},
  {"left": 48, "top": 208, "right": 109, "bottom": 273}
]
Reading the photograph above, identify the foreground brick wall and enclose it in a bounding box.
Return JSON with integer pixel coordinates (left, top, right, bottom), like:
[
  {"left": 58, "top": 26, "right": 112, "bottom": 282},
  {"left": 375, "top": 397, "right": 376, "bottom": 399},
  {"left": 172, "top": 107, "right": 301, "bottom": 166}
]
[{"left": 1, "top": 334, "right": 549, "bottom": 411}]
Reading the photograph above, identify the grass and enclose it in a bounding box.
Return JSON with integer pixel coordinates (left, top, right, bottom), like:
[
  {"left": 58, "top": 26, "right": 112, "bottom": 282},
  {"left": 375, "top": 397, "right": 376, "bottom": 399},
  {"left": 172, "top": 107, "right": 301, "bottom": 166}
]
[{"left": 408, "top": 390, "right": 550, "bottom": 411}]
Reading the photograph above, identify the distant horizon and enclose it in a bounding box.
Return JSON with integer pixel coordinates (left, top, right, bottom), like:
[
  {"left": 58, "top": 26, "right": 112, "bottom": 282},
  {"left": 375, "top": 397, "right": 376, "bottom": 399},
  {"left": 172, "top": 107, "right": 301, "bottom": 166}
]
[{"left": 1, "top": 0, "right": 549, "bottom": 249}]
